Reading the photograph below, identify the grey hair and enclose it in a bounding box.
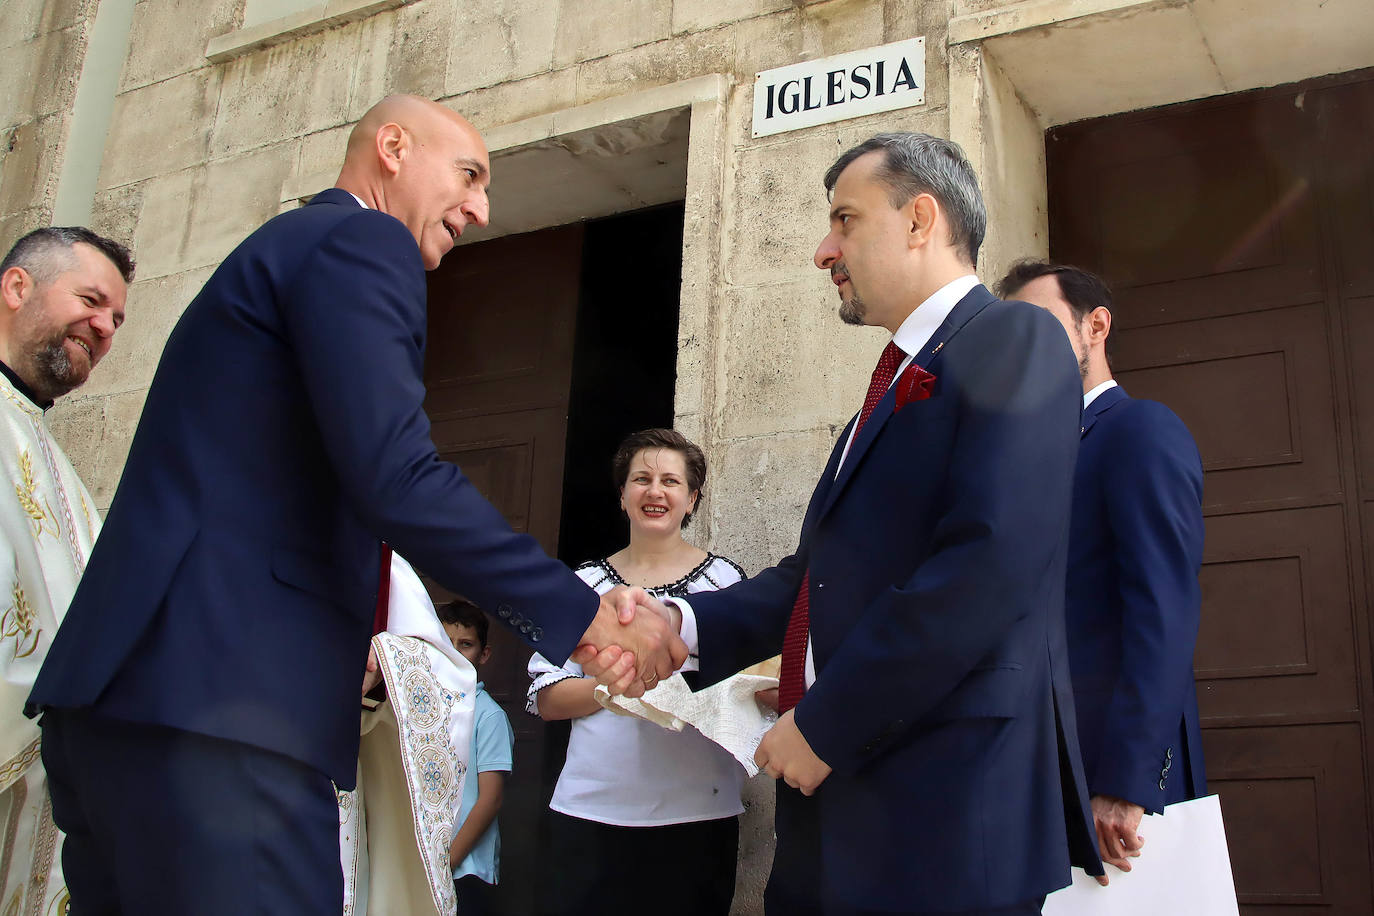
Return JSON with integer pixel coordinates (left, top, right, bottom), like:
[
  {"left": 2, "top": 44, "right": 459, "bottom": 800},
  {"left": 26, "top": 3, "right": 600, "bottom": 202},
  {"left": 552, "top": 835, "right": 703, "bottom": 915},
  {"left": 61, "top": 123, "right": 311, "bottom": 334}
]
[
  {"left": 823, "top": 132, "right": 986, "bottom": 267},
  {"left": 0, "top": 227, "right": 135, "bottom": 287}
]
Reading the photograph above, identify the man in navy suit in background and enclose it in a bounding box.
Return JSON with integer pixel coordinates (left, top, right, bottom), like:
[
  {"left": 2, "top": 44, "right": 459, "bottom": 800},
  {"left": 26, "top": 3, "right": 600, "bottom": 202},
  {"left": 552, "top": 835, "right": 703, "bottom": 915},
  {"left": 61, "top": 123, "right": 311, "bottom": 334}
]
[
  {"left": 27, "top": 95, "right": 684, "bottom": 914},
  {"left": 584, "top": 134, "right": 1102, "bottom": 914},
  {"left": 997, "top": 260, "right": 1207, "bottom": 885}
]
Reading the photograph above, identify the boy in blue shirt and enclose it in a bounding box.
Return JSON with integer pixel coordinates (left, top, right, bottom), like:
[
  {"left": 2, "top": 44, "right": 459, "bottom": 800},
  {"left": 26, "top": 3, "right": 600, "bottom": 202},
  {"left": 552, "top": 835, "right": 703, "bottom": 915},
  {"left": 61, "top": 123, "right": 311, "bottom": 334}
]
[{"left": 438, "top": 599, "right": 515, "bottom": 916}]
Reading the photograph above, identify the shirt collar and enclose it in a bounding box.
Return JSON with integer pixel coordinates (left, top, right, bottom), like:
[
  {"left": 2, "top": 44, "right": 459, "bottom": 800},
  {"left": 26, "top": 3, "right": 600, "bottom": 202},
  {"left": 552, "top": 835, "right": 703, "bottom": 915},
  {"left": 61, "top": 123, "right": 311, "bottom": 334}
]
[
  {"left": 1083, "top": 378, "right": 1118, "bottom": 409},
  {"left": 890, "top": 274, "right": 980, "bottom": 359},
  {"left": 346, "top": 192, "right": 369, "bottom": 210},
  {"left": 0, "top": 360, "right": 51, "bottom": 410}
]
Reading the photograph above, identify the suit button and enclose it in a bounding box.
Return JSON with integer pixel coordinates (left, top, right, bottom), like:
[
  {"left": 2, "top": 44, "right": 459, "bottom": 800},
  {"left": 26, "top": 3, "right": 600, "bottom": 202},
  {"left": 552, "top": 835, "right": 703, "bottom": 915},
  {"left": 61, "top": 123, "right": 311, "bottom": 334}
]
[
  {"left": 1159, "top": 778, "right": 1167, "bottom": 790},
  {"left": 496, "top": 604, "right": 512, "bottom": 619},
  {"left": 816, "top": 582, "right": 824, "bottom": 589},
  {"left": 510, "top": 614, "right": 524, "bottom": 627},
  {"left": 531, "top": 627, "right": 544, "bottom": 642},
  {"left": 520, "top": 622, "right": 533, "bottom": 635},
  {"left": 1166, "top": 747, "right": 1173, "bottom": 760}
]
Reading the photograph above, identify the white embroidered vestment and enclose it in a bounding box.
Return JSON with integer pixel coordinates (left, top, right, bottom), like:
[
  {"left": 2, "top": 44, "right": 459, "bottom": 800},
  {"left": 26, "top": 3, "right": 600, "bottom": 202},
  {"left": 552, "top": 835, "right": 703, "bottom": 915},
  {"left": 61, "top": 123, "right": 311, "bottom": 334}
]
[{"left": 0, "top": 373, "right": 100, "bottom": 916}]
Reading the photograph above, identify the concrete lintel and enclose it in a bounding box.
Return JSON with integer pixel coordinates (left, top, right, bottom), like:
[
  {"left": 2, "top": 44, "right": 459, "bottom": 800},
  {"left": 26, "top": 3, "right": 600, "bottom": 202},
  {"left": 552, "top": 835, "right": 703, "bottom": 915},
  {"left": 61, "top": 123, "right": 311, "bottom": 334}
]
[
  {"left": 481, "top": 74, "right": 731, "bottom": 153},
  {"left": 948, "top": 0, "right": 1171, "bottom": 45},
  {"left": 278, "top": 74, "right": 732, "bottom": 204},
  {"left": 205, "top": 0, "right": 409, "bottom": 64}
]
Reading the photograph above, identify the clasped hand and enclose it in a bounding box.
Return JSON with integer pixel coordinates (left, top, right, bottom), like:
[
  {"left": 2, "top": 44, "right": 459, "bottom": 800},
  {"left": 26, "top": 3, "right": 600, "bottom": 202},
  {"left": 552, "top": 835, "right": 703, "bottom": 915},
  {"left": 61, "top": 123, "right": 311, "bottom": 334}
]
[{"left": 570, "top": 586, "right": 688, "bottom": 697}]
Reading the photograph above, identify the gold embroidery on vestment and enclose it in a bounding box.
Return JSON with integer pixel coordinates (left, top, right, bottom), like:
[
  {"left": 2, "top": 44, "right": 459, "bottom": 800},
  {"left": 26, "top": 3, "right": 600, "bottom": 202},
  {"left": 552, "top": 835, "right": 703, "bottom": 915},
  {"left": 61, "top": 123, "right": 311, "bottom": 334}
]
[{"left": 0, "top": 585, "right": 38, "bottom": 661}]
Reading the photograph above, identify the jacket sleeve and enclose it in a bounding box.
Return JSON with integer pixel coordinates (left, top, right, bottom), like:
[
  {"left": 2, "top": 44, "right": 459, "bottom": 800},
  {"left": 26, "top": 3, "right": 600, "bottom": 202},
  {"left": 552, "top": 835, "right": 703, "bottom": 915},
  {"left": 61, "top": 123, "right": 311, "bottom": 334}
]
[
  {"left": 1090, "top": 402, "right": 1204, "bottom": 811},
  {"left": 793, "top": 306, "right": 1083, "bottom": 774},
  {"left": 281, "top": 210, "right": 597, "bottom": 663}
]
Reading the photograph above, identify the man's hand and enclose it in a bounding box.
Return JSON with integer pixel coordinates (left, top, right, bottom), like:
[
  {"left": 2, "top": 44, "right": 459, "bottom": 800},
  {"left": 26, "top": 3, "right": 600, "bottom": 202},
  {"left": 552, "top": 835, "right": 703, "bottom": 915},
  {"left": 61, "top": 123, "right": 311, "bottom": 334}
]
[
  {"left": 569, "top": 586, "right": 685, "bottom": 697},
  {"left": 1092, "top": 794, "right": 1145, "bottom": 885},
  {"left": 754, "top": 709, "right": 832, "bottom": 796},
  {"left": 361, "top": 645, "right": 382, "bottom": 698}
]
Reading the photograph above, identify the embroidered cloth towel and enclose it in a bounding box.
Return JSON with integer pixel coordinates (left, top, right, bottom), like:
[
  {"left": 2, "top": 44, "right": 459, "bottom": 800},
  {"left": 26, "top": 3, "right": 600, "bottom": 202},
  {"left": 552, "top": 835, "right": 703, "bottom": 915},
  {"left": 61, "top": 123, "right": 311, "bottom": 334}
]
[{"left": 594, "top": 671, "right": 780, "bottom": 776}]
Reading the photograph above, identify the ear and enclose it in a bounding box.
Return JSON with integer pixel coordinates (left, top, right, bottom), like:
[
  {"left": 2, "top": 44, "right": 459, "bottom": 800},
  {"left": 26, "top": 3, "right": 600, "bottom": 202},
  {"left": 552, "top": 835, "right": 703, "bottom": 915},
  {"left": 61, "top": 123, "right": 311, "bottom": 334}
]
[
  {"left": 0, "top": 266, "right": 31, "bottom": 314},
  {"left": 375, "top": 122, "right": 408, "bottom": 177},
  {"left": 478, "top": 645, "right": 492, "bottom": 666},
  {"left": 689, "top": 490, "right": 700, "bottom": 514},
  {"left": 908, "top": 193, "right": 940, "bottom": 251},
  {"left": 1085, "top": 306, "right": 1112, "bottom": 346}
]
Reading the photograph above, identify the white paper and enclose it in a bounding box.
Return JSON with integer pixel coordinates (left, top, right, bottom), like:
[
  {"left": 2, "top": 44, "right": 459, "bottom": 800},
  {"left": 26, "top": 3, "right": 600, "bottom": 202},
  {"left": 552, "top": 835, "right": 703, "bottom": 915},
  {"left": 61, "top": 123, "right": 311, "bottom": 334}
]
[{"left": 1043, "top": 795, "right": 1239, "bottom": 916}]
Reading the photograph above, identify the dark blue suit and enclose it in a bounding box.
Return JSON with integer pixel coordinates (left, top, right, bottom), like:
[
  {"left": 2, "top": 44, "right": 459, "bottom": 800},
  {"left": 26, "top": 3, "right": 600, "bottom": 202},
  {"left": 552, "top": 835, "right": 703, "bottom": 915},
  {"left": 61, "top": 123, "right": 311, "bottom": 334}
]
[
  {"left": 689, "top": 286, "right": 1103, "bottom": 914},
  {"left": 28, "top": 190, "right": 597, "bottom": 913},
  {"left": 1068, "top": 384, "right": 1206, "bottom": 811}
]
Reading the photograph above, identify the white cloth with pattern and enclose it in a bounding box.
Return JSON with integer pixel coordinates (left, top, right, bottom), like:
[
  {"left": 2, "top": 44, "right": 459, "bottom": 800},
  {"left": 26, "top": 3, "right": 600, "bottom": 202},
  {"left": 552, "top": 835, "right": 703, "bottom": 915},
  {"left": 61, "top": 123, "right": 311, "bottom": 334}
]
[
  {"left": 339, "top": 552, "right": 476, "bottom": 916},
  {"left": 0, "top": 373, "right": 100, "bottom": 916}
]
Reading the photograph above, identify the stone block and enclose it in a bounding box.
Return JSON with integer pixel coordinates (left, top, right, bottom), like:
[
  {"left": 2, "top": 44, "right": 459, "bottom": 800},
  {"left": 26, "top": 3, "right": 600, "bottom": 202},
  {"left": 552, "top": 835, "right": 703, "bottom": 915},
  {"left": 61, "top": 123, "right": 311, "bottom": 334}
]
[
  {"left": 715, "top": 281, "right": 886, "bottom": 441},
  {"left": 573, "top": 26, "right": 733, "bottom": 107},
  {"left": 553, "top": 0, "right": 672, "bottom": 68},
  {"left": 449, "top": 68, "right": 578, "bottom": 134},
  {"left": 383, "top": 0, "right": 456, "bottom": 101},
  {"left": 211, "top": 25, "right": 357, "bottom": 158},
  {"left": 0, "top": 24, "right": 83, "bottom": 131},
  {"left": 78, "top": 264, "right": 216, "bottom": 399},
  {"left": 128, "top": 166, "right": 195, "bottom": 281},
  {"left": 705, "top": 427, "right": 838, "bottom": 571},
  {"left": 671, "top": 0, "right": 792, "bottom": 36},
  {"left": 732, "top": 0, "right": 885, "bottom": 80},
  {"left": 100, "top": 68, "right": 222, "bottom": 189},
  {"left": 133, "top": 142, "right": 294, "bottom": 280},
  {"left": 118, "top": 0, "right": 241, "bottom": 92},
  {"left": 89, "top": 181, "right": 144, "bottom": 252},
  {"left": 883, "top": 0, "right": 951, "bottom": 112},
  {"left": 296, "top": 124, "right": 351, "bottom": 184},
  {"left": 721, "top": 132, "right": 837, "bottom": 289},
  {"left": 445, "top": 0, "right": 557, "bottom": 96},
  {"left": 46, "top": 393, "right": 105, "bottom": 491},
  {"left": 0, "top": 208, "right": 47, "bottom": 256},
  {"left": 346, "top": 7, "right": 399, "bottom": 121},
  {"left": 0, "top": 114, "right": 65, "bottom": 220},
  {"left": 0, "top": 0, "right": 89, "bottom": 51}
]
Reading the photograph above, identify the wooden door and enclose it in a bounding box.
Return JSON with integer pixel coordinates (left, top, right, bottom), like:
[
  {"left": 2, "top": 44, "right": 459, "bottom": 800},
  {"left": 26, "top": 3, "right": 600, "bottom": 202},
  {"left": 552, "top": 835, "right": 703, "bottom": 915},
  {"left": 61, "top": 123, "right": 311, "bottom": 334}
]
[
  {"left": 423, "top": 224, "right": 583, "bottom": 915},
  {"left": 1048, "top": 70, "right": 1374, "bottom": 913}
]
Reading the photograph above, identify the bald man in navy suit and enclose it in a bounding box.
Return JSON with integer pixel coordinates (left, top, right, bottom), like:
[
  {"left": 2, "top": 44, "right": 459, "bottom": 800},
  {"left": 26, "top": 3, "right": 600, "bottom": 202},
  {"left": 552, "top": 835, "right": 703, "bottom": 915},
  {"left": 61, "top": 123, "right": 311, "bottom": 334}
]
[
  {"left": 28, "top": 95, "right": 685, "bottom": 915},
  {"left": 998, "top": 260, "right": 1207, "bottom": 886}
]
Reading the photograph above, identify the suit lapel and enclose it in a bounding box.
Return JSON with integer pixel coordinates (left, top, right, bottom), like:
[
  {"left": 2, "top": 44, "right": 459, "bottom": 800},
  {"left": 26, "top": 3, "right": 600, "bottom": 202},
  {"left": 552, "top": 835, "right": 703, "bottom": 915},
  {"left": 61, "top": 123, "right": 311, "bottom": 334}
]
[
  {"left": 819, "top": 285, "right": 996, "bottom": 521},
  {"left": 1080, "top": 384, "right": 1128, "bottom": 438}
]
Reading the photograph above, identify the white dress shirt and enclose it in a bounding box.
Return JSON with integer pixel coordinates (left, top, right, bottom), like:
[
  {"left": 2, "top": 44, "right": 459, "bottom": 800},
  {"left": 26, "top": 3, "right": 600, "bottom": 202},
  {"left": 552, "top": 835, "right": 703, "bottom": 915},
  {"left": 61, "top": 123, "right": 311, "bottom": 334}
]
[
  {"left": 677, "top": 275, "right": 982, "bottom": 689},
  {"left": 1083, "top": 378, "right": 1118, "bottom": 409}
]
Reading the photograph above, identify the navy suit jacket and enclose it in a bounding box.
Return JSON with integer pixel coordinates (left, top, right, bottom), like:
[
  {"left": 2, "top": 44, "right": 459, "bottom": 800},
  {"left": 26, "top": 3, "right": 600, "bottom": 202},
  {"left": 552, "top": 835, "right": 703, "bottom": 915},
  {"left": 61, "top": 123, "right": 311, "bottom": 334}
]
[
  {"left": 1068, "top": 384, "right": 1207, "bottom": 812},
  {"left": 689, "top": 286, "right": 1102, "bottom": 911},
  {"left": 28, "top": 190, "right": 597, "bottom": 787}
]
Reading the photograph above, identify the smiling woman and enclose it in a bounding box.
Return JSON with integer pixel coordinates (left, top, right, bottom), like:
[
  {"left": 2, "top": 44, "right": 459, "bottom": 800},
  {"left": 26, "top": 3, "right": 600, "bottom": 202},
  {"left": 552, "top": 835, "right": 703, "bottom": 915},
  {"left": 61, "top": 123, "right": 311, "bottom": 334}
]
[{"left": 526, "top": 427, "right": 748, "bottom": 916}]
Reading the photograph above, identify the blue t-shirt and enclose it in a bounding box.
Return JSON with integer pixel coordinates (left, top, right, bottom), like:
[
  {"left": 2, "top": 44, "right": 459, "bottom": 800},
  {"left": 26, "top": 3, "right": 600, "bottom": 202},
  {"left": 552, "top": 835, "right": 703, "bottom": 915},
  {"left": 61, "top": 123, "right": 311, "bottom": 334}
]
[{"left": 453, "top": 682, "right": 514, "bottom": 883}]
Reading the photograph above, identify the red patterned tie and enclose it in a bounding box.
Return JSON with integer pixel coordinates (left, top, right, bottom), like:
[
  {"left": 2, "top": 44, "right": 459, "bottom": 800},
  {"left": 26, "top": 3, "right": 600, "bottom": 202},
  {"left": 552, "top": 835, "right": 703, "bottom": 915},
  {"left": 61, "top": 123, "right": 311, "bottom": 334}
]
[{"left": 778, "top": 341, "right": 904, "bottom": 713}]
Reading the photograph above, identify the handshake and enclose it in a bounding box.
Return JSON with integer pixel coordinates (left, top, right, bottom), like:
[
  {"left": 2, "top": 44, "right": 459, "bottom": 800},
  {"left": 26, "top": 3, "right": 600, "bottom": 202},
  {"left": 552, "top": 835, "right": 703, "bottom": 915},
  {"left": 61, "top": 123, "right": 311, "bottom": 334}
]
[{"left": 570, "top": 586, "right": 687, "bottom": 697}]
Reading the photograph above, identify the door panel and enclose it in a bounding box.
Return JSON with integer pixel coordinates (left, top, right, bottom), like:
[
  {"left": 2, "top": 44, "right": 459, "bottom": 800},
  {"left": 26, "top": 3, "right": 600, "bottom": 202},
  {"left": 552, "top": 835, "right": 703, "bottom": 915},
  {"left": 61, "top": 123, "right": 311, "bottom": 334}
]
[
  {"left": 422, "top": 224, "right": 583, "bottom": 916},
  {"left": 1048, "top": 69, "right": 1374, "bottom": 913}
]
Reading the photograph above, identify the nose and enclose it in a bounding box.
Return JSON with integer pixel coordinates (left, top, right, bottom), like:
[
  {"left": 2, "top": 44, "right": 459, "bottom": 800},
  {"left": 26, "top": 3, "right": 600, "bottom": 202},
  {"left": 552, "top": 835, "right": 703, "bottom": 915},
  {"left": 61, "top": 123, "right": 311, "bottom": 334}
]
[
  {"left": 814, "top": 232, "right": 840, "bottom": 270},
  {"left": 89, "top": 308, "right": 116, "bottom": 339},
  {"left": 461, "top": 190, "right": 489, "bottom": 228}
]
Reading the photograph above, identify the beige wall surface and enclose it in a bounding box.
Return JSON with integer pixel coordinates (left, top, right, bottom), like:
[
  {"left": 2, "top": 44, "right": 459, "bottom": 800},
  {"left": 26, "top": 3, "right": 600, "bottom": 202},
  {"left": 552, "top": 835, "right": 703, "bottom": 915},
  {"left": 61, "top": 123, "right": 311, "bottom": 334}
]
[{"left": 6, "top": 0, "right": 1374, "bottom": 911}]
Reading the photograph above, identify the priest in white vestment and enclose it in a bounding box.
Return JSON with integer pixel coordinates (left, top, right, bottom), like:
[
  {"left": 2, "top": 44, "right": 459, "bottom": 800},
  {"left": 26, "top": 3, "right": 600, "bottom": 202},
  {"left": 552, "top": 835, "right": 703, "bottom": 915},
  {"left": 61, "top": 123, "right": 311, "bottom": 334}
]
[{"left": 0, "top": 228, "right": 133, "bottom": 916}]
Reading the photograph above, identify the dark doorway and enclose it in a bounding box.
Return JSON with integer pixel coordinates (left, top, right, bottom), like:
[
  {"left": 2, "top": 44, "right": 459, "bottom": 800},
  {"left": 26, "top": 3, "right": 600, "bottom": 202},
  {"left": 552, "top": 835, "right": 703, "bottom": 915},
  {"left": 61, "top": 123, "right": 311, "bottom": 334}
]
[
  {"left": 1047, "top": 68, "right": 1374, "bottom": 913},
  {"left": 421, "top": 201, "right": 683, "bottom": 916}
]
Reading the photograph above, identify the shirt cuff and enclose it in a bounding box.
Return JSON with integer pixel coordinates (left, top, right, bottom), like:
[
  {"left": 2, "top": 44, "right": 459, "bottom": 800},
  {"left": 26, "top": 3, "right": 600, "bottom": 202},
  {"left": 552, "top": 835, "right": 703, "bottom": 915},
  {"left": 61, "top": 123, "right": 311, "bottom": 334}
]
[{"left": 664, "top": 597, "right": 700, "bottom": 673}]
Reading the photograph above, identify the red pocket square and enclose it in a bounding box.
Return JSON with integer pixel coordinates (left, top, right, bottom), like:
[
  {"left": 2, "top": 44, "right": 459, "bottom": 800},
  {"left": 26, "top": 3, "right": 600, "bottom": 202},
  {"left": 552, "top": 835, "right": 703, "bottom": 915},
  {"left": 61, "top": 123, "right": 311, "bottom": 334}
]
[{"left": 894, "top": 365, "right": 936, "bottom": 411}]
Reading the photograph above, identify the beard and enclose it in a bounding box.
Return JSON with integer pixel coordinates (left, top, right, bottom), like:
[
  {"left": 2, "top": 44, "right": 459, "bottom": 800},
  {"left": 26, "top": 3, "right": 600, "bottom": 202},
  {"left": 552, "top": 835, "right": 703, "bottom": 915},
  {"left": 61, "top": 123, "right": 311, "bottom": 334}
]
[
  {"left": 839, "top": 290, "right": 867, "bottom": 326},
  {"left": 28, "top": 333, "right": 86, "bottom": 402}
]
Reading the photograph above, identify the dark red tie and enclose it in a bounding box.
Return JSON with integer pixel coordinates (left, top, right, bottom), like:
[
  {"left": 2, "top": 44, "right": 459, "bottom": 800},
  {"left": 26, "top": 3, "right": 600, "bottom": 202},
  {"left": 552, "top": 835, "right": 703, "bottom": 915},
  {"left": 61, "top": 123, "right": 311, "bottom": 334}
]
[
  {"left": 778, "top": 341, "right": 904, "bottom": 713},
  {"left": 372, "top": 543, "right": 393, "bottom": 636}
]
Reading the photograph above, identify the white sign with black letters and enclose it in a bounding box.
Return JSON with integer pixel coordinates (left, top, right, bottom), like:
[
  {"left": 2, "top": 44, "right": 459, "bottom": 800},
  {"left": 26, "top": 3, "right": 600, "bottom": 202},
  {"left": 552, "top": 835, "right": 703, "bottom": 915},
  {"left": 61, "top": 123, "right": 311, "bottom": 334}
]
[{"left": 752, "top": 37, "right": 925, "bottom": 138}]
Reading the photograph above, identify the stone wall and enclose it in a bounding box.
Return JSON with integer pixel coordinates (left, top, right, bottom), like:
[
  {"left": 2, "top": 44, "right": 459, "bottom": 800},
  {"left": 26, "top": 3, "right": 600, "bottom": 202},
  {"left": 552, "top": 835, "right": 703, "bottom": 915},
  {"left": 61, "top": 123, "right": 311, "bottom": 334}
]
[{"left": 0, "top": 0, "right": 95, "bottom": 251}]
